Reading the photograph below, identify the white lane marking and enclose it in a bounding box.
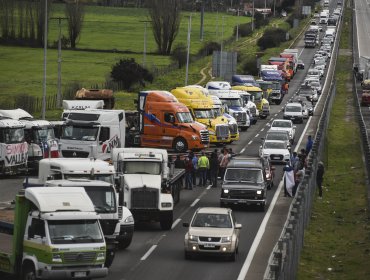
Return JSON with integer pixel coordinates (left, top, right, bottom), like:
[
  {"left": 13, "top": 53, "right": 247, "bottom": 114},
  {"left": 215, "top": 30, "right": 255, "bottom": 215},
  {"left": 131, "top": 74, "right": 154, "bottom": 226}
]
[
  {"left": 237, "top": 180, "right": 284, "bottom": 280},
  {"left": 206, "top": 185, "right": 212, "bottom": 190},
  {"left": 248, "top": 140, "right": 253, "bottom": 145},
  {"left": 171, "top": 218, "right": 181, "bottom": 229},
  {"left": 260, "top": 128, "right": 264, "bottom": 132},
  {"left": 255, "top": 133, "right": 259, "bottom": 138},
  {"left": 274, "top": 114, "right": 278, "bottom": 117},
  {"left": 190, "top": 198, "right": 200, "bottom": 207},
  {"left": 269, "top": 118, "right": 274, "bottom": 122},
  {"left": 240, "top": 147, "right": 246, "bottom": 153},
  {"left": 141, "top": 245, "right": 157, "bottom": 261}
]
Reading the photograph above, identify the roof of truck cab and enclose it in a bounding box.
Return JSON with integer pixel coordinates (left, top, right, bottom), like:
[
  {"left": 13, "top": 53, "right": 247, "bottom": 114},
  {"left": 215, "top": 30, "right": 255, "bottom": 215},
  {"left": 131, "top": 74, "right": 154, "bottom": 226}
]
[
  {"left": 0, "top": 117, "right": 25, "bottom": 128},
  {"left": 25, "top": 187, "right": 95, "bottom": 212},
  {"left": 39, "top": 158, "right": 114, "bottom": 173},
  {"left": 45, "top": 179, "right": 113, "bottom": 188},
  {"left": 141, "top": 90, "right": 179, "bottom": 103}
]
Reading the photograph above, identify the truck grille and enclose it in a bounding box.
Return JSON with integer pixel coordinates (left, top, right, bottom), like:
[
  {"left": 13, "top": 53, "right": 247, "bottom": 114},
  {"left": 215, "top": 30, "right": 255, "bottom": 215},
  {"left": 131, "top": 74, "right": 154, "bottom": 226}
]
[
  {"left": 200, "top": 130, "right": 210, "bottom": 144},
  {"left": 131, "top": 187, "right": 158, "bottom": 209},
  {"left": 61, "top": 150, "right": 89, "bottom": 158},
  {"left": 63, "top": 252, "right": 96, "bottom": 263},
  {"left": 233, "top": 112, "right": 246, "bottom": 122},
  {"left": 228, "top": 123, "right": 238, "bottom": 135},
  {"left": 216, "top": 125, "right": 229, "bottom": 140},
  {"left": 228, "top": 189, "right": 259, "bottom": 200},
  {"left": 99, "top": 219, "right": 117, "bottom": 235},
  {"left": 249, "top": 107, "right": 257, "bottom": 116}
]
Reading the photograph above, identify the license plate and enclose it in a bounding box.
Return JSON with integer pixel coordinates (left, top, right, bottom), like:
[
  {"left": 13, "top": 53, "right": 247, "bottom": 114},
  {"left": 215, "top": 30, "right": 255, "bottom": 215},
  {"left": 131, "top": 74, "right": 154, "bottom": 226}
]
[
  {"left": 273, "top": 156, "right": 280, "bottom": 160},
  {"left": 74, "top": 272, "right": 87, "bottom": 278},
  {"left": 238, "top": 199, "right": 247, "bottom": 203},
  {"left": 203, "top": 243, "right": 216, "bottom": 248}
]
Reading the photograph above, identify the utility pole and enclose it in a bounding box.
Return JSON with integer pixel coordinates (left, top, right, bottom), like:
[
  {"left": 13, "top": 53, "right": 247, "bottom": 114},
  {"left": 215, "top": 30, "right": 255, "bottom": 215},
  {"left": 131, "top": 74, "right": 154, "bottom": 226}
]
[
  {"left": 252, "top": 0, "right": 255, "bottom": 32},
  {"left": 200, "top": 0, "right": 205, "bottom": 41},
  {"left": 139, "top": 20, "right": 151, "bottom": 68},
  {"left": 220, "top": 16, "right": 224, "bottom": 79},
  {"left": 185, "top": 15, "right": 192, "bottom": 85},
  {"left": 42, "top": 0, "right": 48, "bottom": 119},
  {"left": 236, "top": 8, "right": 239, "bottom": 41}
]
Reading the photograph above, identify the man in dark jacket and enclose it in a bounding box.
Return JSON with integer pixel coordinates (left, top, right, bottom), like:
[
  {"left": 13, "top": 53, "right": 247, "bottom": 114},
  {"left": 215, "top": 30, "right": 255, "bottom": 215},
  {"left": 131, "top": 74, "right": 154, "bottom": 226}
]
[
  {"left": 209, "top": 151, "right": 219, "bottom": 188},
  {"left": 316, "top": 161, "right": 325, "bottom": 199}
]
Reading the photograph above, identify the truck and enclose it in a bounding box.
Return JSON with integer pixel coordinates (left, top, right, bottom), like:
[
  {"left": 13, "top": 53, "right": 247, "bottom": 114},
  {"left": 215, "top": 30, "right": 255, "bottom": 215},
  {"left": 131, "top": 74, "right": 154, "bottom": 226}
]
[
  {"left": 268, "top": 57, "right": 292, "bottom": 81},
  {"left": 205, "top": 81, "right": 250, "bottom": 131},
  {"left": 125, "top": 90, "right": 209, "bottom": 153},
  {"left": 231, "top": 84, "right": 270, "bottom": 119},
  {"left": 171, "top": 87, "right": 231, "bottom": 145},
  {"left": 304, "top": 31, "right": 318, "bottom": 48},
  {"left": 0, "top": 187, "right": 108, "bottom": 279},
  {"left": 231, "top": 74, "right": 259, "bottom": 87},
  {"left": 23, "top": 157, "right": 135, "bottom": 250},
  {"left": 360, "top": 80, "right": 370, "bottom": 106},
  {"left": 280, "top": 52, "right": 298, "bottom": 76},
  {"left": 113, "top": 148, "right": 185, "bottom": 230},
  {"left": 63, "top": 99, "right": 105, "bottom": 110},
  {"left": 353, "top": 55, "right": 370, "bottom": 81},
  {"left": 59, "top": 109, "right": 125, "bottom": 160},
  {"left": 75, "top": 88, "right": 115, "bottom": 109},
  {"left": 209, "top": 95, "right": 240, "bottom": 142},
  {"left": 0, "top": 115, "right": 28, "bottom": 175},
  {"left": 0, "top": 109, "right": 58, "bottom": 171},
  {"left": 259, "top": 66, "right": 284, "bottom": 104}
]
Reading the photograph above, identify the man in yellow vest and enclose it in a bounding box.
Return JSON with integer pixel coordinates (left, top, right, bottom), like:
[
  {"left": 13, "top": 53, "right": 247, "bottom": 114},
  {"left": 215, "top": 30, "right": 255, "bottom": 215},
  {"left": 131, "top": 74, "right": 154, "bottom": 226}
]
[{"left": 198, "top": 151, "right": 210, "bottom": 187}]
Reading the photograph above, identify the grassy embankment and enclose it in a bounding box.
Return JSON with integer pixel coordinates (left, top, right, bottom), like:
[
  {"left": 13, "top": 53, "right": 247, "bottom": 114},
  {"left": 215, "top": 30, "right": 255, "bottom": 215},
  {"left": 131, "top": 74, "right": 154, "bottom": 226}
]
[{"left": 297, "top": 5, "right": 370, "bottom": 279}]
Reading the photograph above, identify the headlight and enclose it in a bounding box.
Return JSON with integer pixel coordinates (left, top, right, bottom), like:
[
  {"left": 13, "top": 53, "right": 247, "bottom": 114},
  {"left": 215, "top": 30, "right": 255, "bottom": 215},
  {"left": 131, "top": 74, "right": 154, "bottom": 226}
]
[
  {"left": 223, "top": 189, "right": 229, "bottom": 194},
  {"left": 266, "top": 173, "right": 271, "bottom": 179},
  {"left": 189, "top": 235, "right": 198, "bottom": 241},
  {"left": 161, "top": 202, "right": 172, "bottom": 208},
  {"left": 221, "top": 236, "right": 232, "bottom": 243},
  {"left": 96, "top": 252, "right": 105, "bottom": 261},
  {"left": 256, "top": 190, "right": 262, "bottom": 195},
  {"left": 284, "top": 153, "right": 290, "bottom": 158},
  {"left": 191, "top": 135, "right": 199, "bottom": 140},
  {"left": 208, "top": 130, "right": 216, "bottom": 135},
  {"left": 52, "top": 254, "right": 63, "bottom": 263},
  {"left": 124, "top": 215, "right": 134, "bottom": 224}
]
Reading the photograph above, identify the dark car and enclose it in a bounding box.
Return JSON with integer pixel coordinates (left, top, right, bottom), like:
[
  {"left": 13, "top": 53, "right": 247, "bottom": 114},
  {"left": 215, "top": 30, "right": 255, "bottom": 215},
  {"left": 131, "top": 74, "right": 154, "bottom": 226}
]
[
  {"left": 297, "top": 84, "right": 317, "bottom": 102},
  {"left": 297, "top": 60, "right": 305, "bottom": 69},
  {"left": 220, "top": 157, "right": 269, "bottom": 211}
]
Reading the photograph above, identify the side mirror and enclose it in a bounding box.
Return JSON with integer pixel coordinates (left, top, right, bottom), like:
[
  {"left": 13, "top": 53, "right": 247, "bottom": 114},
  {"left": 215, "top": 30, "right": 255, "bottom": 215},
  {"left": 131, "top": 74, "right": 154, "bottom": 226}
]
[
  {"left": 169, "top": 115, "right": 175, "bottom": 124},
  {"left": 235, "top": 223, "right": 242, "bottom": 229},
  {"left": 183, "top": 222, "right": 189, "bottom": 228}
]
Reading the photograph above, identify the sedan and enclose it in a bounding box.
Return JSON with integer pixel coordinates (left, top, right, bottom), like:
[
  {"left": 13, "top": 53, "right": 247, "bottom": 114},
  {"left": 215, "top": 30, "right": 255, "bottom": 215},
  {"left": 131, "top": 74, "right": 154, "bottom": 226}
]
[
  {"left": 309, "top": 81, "right": 322, "bottom": 95},
  {"left": 183, "top": 207, "right": 241, "bottom": 261},
  {"left": 259, "top": 140, "right": 291, "bottom": 163},
  {"left": 269, "top": 119, "right": 296, "bottom": 143},
  {"left": 297, "top": 60, "right": 305, "bottom": 69}
]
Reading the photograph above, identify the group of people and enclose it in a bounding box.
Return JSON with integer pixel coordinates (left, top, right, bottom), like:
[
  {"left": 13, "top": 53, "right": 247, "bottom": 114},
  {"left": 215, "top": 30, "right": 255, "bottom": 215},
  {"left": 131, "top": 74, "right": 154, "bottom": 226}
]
[{"left": 174, "top": 147, "right": 235, "bottom": 190}]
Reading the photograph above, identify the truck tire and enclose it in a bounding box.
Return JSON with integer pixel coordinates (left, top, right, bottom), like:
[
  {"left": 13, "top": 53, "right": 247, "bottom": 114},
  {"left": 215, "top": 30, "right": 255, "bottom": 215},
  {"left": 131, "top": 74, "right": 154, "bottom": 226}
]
[
  {"left": 160, "top": 211, "right": 173, "bottom": 230},
  {"left": 118, "top": 237, "right": 133, "bottom": 250},
  {"left": 22, "top": 264, "right": 36, "bottom": 280},
  {"left": 173, "top": 137, "right": 188, "bottom": 153}
]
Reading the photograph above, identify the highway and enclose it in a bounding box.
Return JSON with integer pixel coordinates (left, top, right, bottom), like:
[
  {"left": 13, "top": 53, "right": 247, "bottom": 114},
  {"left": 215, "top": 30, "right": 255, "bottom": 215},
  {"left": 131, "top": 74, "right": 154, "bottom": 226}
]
[{"left": 0, "top": 4, "right": 339, "bottom": 280}]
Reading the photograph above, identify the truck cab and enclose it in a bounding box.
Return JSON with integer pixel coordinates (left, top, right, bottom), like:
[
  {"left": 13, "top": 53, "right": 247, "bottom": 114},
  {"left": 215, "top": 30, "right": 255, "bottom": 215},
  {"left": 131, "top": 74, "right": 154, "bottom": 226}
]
[
  {"left": 206, "top": 81, "right": 250, "bottom": 131},
  {"left": 0, "top": 187, "right": 108, "bottom": 279},
  {"left": 0, "top": 115, "right": 28, "bottom": 175},
  {"left": 171, "top": 87, "right": 231, "bottom": 145},
  {"left": 60, "top": 109, "right": 125, "bottom": 160},
  {"left": 113, "top": 148, "right": 175, "bottom": 230},
  {"left": 0, "top": 109, "right": 58, "bottom": 171}
]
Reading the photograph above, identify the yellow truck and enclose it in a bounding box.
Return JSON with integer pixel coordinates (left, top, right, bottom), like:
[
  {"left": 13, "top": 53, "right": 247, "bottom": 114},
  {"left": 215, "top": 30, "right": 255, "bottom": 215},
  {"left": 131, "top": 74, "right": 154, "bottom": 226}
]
[
  {"left": 171, "top": 87, "right": 231, "bottom": 145},
  {"left": 231, "top": 85, "right": 270, "bottom": 119}
]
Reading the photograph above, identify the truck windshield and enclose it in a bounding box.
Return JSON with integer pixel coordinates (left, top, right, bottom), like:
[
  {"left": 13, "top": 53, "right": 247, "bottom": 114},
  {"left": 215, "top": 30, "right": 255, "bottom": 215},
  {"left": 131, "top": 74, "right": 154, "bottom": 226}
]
[
  {"left": 63, "top": 174, "right": 115, "bottom": 185},
  {"left": 272, "top": 83, "right": 281, "bottom": 90},
  {"left": 176, "top": 112, "right": 193, "bottom": 123},
  {"left": 250, "top": 91, "right": 263, "bottom": 101},
  {"left": 221, "top": 99, "right": 242, "bottom": 107},
  {"left": 61, "top": 125, "right": 99, "bottom": 141},
  {"left": 212, "top": 108, "right": 223, "bottom": 117},
  {"left": 193, "top": 109, "right": 214, "bottom": 119},
  {"left": 225, "top": 168, "right": 263, "bottom": 183},
  {"left": 48, "top": 220, "right": 104, "bottom": 244},
  {"left": 83, "top": 186, "right": 116, "bottom": 213},
  {"left": 0, "top": 128, "right": 25, "bottom": 144},
  {"left": 122, "top": 161, "right": 161, "bottom": 175},
  {"left": 35, "top": 128, "right": 55, "bottom": 143}
]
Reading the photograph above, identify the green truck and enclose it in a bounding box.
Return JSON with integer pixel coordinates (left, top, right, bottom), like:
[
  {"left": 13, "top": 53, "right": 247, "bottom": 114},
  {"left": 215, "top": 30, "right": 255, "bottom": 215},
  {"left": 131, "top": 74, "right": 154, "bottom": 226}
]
[{"left": 0, "top": 187, "right": 108, "bottom": 279}]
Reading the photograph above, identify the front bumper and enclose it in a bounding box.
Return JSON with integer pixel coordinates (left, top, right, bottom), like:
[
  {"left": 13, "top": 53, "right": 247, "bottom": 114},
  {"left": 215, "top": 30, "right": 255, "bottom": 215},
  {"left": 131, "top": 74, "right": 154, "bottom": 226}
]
[
  {"left": 220, "top": 197, "right": 266, "bottom": 205},
  {"left": 184, "top": 241, "right": 236, "bottom": 255},
  {"left": 117, "top": 224, "right": 135, "bottom": 241},
  {"left": 41, "top": 266, "right": 108, "bottom": 279}
]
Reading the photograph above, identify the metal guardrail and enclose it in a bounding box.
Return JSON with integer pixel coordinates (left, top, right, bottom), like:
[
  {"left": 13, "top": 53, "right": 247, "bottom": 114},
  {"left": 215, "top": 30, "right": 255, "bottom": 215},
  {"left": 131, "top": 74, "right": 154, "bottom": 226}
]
[{"left": 262, "top": 5, "right": 345, "bottom": 280}]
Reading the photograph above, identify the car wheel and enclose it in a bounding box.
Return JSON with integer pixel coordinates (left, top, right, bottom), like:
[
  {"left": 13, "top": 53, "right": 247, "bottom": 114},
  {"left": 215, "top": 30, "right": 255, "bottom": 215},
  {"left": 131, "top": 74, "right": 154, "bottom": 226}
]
[
  {"left": 229, "top": 249, "right": 237, "bottom": 262},
  {"left": 260, "top": 203, "right": 266, "bottom": 212}
]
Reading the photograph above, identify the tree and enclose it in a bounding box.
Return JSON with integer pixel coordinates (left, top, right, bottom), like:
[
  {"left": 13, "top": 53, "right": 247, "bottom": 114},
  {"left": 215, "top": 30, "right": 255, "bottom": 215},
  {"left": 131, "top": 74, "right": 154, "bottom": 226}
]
[
  {"left": 110, "top": 58, "right": 153, "bottom": 91},
  {"left": 148, "top": 0, "right": 181, "bottom": 55},
  {"left": 65, "top": 1, "right": 85, "bottom": 48},
  {"left": 171, "top": 43, "right": 187, "bottom": 69}
]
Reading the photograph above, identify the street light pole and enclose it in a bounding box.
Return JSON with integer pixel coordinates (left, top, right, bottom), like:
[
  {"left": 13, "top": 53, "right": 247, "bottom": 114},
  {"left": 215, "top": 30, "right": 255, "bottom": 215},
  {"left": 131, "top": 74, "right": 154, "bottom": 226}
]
[
  {"left": 185, "top": 14, "right": 192, "bottom": 85},
  {"left": 200, "top": 0, "right": 204, "bottom": 41},
  {"left": 220, "top": 16, "right": 224, "bottom": 79},
  {"left": 140, "top": 20, "right": 151, "bottom": 68},
  {"left": 252, "top": 0, "right": 255, "bottom": 32},
  {"left": 42, "top": 0, "right": 48, "bottom": 119},
  {"left": 236, "top": 9, "right": 239, "bottom": 41}
]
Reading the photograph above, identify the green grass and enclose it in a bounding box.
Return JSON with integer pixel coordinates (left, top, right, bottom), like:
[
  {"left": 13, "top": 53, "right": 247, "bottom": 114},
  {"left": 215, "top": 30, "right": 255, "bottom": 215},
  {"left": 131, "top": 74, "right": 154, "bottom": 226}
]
[{"left": 297, "top": 5, "right": 370, "bottom": 279}]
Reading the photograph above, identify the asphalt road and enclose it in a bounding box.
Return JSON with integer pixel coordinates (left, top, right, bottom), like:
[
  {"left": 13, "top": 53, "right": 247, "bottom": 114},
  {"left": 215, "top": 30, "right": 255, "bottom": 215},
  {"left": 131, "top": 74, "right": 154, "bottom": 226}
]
[{"left": 0, "top": 10, "right": 337, "bottom": 280}]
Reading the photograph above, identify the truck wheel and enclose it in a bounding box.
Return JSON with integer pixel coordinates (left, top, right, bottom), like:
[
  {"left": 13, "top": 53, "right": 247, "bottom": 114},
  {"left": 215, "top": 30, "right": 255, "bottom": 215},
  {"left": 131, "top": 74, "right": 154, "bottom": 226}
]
[
  {"left": 173, "top": 137, "right": 188, "bottom": 153},
  {"left": 22, "top": 264, "right": 36, "bottom": 280},
  {"left": 118, "top": 238, "right": 132, "bottom": 249}
]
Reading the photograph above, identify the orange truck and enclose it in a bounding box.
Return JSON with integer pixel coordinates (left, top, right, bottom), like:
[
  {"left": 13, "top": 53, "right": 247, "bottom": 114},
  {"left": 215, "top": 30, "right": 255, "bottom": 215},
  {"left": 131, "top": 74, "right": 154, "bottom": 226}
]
[
  {"left": 125, "top": 90, "right": 209, "bottom": 153},
  {"left": 268, "top": 57, "right": 292, "bottom": 81}
]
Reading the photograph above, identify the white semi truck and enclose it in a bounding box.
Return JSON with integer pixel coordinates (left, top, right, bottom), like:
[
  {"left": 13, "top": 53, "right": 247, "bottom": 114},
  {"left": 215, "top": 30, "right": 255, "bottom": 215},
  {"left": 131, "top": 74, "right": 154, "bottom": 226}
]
[
  {"left": 112, "top": 148, "right": 184, "bottom": 230},
  {"left": 0, "top": 114, "right": 28, "bottom": 175}
]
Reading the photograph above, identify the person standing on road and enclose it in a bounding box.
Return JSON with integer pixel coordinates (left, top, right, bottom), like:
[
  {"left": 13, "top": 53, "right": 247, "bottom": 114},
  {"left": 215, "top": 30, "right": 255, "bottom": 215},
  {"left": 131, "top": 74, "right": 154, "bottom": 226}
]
[
  {"left": 305, "top": 135, "right": 313, "bottom": 155},
  {"left": 198, "top": 151, "right": 210, "bottom": 187},
  {"left": 316, "top": 161, "right": 325, "bottom": 199},
  {"left": 219, "top": 148, "right": 230, "bottom": 180},
  {"left": 209, "top": 151, "right": 219, "bottom": 188},
  {"left": 174, "top": 155, "right": 185, "bottom": 169},
  {"left": 184, "top": 157, "right": 193, "bottom": 190},
  {"left": 293, "top": 164, "right": 305, "bottom": 196},
  {"left": 283, "top": 160, "right": 295, "bottom": 197}
]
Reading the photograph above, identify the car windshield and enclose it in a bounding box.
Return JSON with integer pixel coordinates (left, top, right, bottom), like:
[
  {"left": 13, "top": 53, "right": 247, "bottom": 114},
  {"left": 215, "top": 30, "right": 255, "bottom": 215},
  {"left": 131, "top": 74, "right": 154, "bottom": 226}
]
[
  {"left": 221, "top": 99, "right": 242, "bottom": 107},
  {"left": 191, "top": 213, "right": 232, "bottom": 228},
  {"left": 311, "top": 82, "right": 320, "bottom": 87},
  {"left": 48, "top": 220, "right": 104, "bottom": 244},
  {"left": 264, "top": 142, "right": 286, "bottom": 150},
  {"left": 286, "top": 106, "right": 301, "bottom": 112},
  {"left": 225, "top": 168, "right": 263, "bottom": 183},
  {"left": 121, "top": 161, "right": 161, "bottom": 175},
  {"left": 266, "top": 132, "right": 289, "bottom": 141},
  {"left": 61, "top": 125, "right": 98, "bottom": 141},
  {"left": 176, "top": 112, "right": 193, "bottom": 123},
  {"left": 272, "top": 121, "right": 291, "bottom": 128},
  {"left": 0, "top": 127, "right": 25, "bottom": 144},
  {"left": 194, "top": 109, "right": 214, "bottom": 119}
]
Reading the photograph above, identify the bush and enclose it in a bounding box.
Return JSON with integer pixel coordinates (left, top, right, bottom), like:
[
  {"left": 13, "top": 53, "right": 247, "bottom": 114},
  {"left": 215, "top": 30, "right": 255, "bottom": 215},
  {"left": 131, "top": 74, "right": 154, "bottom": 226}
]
[
  {"left": 171, "top": 43, "right": 187, "bottom": 69},
  {"left": 257, "top": 28, "right": 287, "bottom": 50},
  {"left": 241, "top": 57, "right": 259, "bottom": 76},
  {"left": 198, "top": 41, "right": 221, "bottom": 56},
  {"left": 254, "top": 12, "right": 270, "bottom": 29},
  {"left": 110, "top": 58, "right": 153, "bottom": 91},
  {"left": 234, "top": 23, "right": 253, "bottom": 37}
]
